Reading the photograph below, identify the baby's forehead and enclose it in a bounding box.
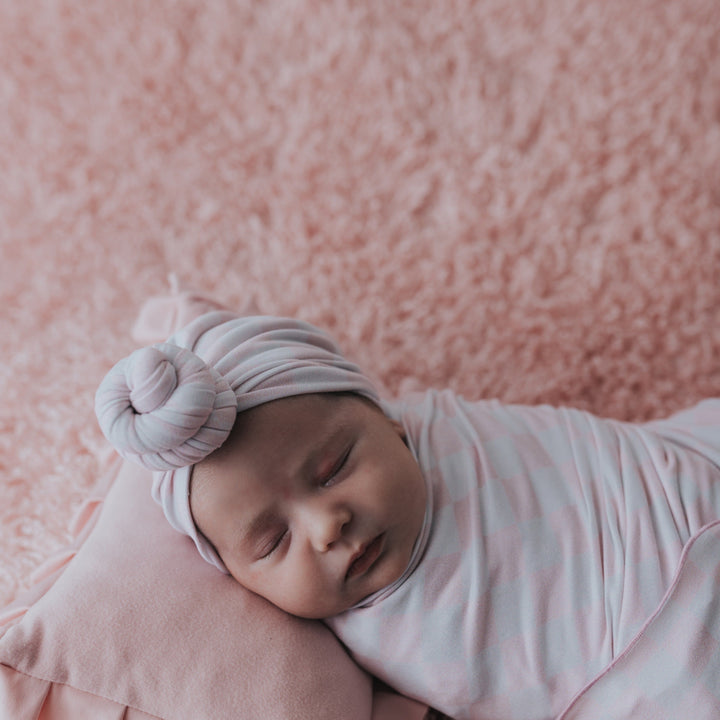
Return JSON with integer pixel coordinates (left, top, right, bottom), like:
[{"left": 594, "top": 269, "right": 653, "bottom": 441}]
[
  {"left": 191, "top": 391, "right": 385, "bottom": 484},
  {"left": 190, "top": 393, "right": 352, "bottom": 477}
]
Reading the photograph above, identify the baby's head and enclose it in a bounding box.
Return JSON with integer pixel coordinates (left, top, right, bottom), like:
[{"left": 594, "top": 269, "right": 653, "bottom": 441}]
[{"left": 95, "top": 311, "right": 426, "bottom": 619}]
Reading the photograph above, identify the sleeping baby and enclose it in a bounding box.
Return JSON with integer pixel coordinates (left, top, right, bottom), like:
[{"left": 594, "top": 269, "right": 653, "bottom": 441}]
[{"left": 95, "top": 309, "right": 720, "bottom": 720}]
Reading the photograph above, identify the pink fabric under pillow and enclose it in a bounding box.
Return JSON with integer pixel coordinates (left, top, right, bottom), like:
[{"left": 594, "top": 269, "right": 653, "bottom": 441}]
[{"left": 0, "top": 291, "right": 429, "bottom": 720}]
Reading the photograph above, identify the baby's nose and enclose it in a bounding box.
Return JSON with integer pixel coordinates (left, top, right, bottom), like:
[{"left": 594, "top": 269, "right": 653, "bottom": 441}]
[{"left": 308, "top": 505, "right": 351, "bottom": 553}]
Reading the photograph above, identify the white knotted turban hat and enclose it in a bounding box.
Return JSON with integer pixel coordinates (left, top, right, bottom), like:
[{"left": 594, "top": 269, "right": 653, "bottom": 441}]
[{"left": 95, "top": 310, "right": 379, "bottom": 572}]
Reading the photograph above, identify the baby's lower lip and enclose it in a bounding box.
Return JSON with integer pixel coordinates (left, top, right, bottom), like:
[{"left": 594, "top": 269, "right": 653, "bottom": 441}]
[{"left": 346, "top": 535, "right": 384, "bottom": 580}]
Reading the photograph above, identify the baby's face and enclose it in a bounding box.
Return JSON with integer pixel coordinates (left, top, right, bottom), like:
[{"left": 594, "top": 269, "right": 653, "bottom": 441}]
[{"left": 190, "top": 393, "right": 427, "bottom": 619}]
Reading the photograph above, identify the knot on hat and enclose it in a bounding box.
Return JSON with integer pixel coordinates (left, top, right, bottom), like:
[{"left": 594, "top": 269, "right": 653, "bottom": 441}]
[
  {"left": 95, "top": 343, "right": 237, "bottom": 471},
  {"left": 127, "top": 346, "right": 179, "bottom": 414}
]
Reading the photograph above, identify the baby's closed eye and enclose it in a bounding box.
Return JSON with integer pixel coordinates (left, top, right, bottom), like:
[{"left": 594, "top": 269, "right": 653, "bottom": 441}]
[
  {"left": 318, "top": 444, "right": 354, "bottom": 488},
  {"left": 258, "top": 528, "right": 288, "bottom": 559}
]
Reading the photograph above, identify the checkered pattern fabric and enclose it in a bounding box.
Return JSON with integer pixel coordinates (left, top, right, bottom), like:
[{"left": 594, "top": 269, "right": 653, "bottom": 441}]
[
  {"left": 327, "top": 393, "right": 720, "bottom": 720},
  {"left": 559, "top": 520, "right": 720, "bottom": 719}
]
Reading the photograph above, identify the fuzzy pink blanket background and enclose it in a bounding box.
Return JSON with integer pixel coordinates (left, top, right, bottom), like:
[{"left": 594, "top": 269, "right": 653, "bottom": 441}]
[{"left": 1, "top": 0, "right": 719, "bottom": 607}]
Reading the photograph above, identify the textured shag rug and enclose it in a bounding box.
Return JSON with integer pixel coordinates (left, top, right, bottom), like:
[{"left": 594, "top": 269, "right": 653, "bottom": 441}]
[{"left": 1, "top": 0, "right": 719, "bottom": 607}]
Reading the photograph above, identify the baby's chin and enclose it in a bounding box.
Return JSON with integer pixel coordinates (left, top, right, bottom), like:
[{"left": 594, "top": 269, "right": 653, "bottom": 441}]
[
  {"left": 272, "top": 595, "right": 353, "bottom": 620},
  {"left": 272, "top": 584, "right": 378, "bottom": 620}
]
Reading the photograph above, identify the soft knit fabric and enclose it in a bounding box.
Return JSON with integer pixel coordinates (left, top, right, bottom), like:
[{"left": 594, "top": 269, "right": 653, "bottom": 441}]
[{"left": 328, "top": 392, "right": 720, "bottom": 719}]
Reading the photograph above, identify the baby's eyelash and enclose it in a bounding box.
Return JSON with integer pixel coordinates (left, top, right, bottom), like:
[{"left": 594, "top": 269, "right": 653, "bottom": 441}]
[
  {"left": 321, "top": 446, "right": 352, "bottom": 487},
  {"left": 259, "top": 529, "right": 287, "bottom": 559}
]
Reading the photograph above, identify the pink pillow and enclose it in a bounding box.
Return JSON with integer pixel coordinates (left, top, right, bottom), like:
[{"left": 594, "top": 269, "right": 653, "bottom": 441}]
[{"left": 0, "top": 291, "right": 429, "bottom": 720}]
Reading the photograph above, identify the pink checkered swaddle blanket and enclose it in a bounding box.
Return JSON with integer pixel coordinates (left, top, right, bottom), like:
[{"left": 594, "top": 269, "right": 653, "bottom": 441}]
[{"left": 327, "top": 392, "right": 720, "bottom": 719}]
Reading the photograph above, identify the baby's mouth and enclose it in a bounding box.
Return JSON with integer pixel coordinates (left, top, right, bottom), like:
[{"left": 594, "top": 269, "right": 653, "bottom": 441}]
[{"left": 345, "top": 534, "right": 385, "bottom": 581}]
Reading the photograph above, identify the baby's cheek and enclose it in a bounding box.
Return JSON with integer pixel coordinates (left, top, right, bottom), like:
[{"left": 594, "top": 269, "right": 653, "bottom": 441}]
[
  {"left": 388, "top": 467, "right": 420, "bottom": 508},
  {"left": 226, "top": 564, "right": 250, "bottom": 590},
  {"left": 228, "top": 558, "right": 270, "bottom": 596}
]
